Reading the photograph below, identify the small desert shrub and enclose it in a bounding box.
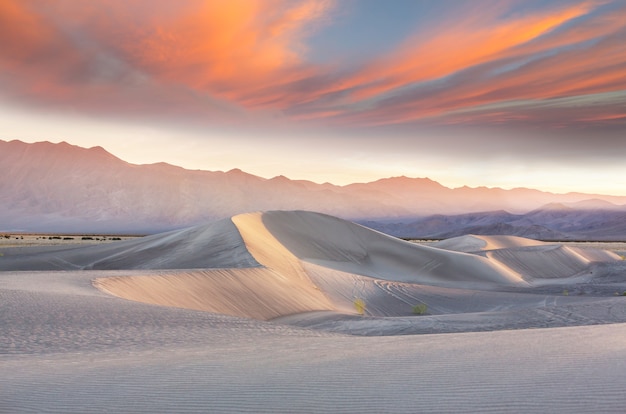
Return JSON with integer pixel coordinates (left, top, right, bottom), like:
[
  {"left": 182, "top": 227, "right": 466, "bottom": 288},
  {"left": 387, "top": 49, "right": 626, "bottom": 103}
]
[
  {"left": 353, "top": 298, "right": 366, "bottom": 315},
  {"left": 412, "top": 303, "right": 428, "bottom": 315}
]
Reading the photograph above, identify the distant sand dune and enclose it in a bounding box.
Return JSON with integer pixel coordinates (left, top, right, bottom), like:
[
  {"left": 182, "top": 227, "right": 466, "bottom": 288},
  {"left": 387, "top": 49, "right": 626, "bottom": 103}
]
[
  {"left": 432, "top": 234, "right": 547, "bottom": 252},
  {"left": 435, "top": 234, "right": 620, "bottom": 282}
]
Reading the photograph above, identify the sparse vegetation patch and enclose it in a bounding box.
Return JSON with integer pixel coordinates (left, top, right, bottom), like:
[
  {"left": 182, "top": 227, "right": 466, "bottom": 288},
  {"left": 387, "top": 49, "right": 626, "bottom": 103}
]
[
  {"left": 412, "top": 303, "right": 428, "bottom": 315},
  {"left": 353, "top": 298, "right": 366, "bottom": 315}
]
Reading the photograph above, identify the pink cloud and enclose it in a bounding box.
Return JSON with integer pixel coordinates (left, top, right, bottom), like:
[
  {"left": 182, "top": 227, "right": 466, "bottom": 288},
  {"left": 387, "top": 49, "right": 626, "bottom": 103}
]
[
  {"left": 321, "top": 1, "right": 626, "bottom": 128},
  {"left": 0, "top": 0, "right": 624, "bottom": 130}
]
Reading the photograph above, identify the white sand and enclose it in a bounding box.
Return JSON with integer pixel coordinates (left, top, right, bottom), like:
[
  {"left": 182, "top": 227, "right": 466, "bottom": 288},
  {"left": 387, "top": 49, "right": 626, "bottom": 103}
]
[{"left": 2, "top": 210, "right": 626, "bottom": 412}]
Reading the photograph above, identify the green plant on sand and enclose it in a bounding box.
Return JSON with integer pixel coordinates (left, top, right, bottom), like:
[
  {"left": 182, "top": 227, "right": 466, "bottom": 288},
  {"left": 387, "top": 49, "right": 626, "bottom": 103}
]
[
  {"left": 353, "top": 298, "right": 366, "bottom": 315},
  {"left": 412, "top": 303, "right": 428, "bottom": 315}
]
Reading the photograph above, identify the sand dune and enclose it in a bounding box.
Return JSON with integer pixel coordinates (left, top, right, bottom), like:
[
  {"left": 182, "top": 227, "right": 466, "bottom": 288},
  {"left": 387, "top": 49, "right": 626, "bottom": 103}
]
[
  {"left": 0, "top": 218, "right": 258, "bottom": 271},
  {"left": 487, "top": 245, "right": 616, "bottom": 282},
  {"left": 432, "top": 234, "right": 547, "bottom": 252},
  {"left": 2, "top": 210, "right": 621, "bottom": 322},
  {"left": 434, "top": 233, "right": 621, "bottom": 283},
  {"left": 95, "top": 268, "right": 333, "bottom": 320},
  {"left": 259, "top": 211, "right": 527, "bottom": 287},
  {"left": 95, "top": 210, "right": 626, "bottom": 339},
  {"left": 3, "top": 210, "right": 626, "bottom": 412},
  {"left": 94, "top": 211, "right": 536, "bottom": 320}
]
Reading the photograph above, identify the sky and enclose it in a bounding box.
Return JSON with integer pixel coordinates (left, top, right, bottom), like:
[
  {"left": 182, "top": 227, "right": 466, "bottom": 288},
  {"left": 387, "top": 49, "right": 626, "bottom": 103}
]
[{"left": 1, "top": 0, "right": 625, "bottom": 194}]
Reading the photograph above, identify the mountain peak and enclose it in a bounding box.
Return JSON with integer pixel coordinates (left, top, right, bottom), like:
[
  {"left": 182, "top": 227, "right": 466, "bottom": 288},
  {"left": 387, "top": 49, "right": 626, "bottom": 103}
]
[
  {"left": 227, "top": 168, "right": 243, "bottom": 173},
  {"left": 566, "top": 199, "right": 622, "bottom": 210},
  {"left": 532, "top": 202, "right": 573, "bottom": 212},
  {"left": 3, "top": 139, "right": 626, "bottom": 233},
  {"left": 88, "top": 145, "right": 108, "bottom": 153},
  {"left": 352, "top": 175, "right": 446, "bottom": 190}
]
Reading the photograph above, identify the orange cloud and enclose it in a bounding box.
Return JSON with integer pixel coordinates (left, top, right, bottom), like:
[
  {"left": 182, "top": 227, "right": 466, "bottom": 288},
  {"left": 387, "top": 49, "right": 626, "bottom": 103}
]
[
  {"left": 88, "top": 0, "right": 334, "bottom": 104},
  {"left": 1, "top": 0, "right": 624, "bottom": 130},
  {"left": 0, "top": 0, "right": 334, "bottom": 120},
  {"left": 308, "top": 1, "right": 599, "bottom": 105},
  {"left": 323, "top": 1, "right": 626, "bottom": 128},
  {"left": 0, "top": 1, "right": 45, "bottom": 61}
]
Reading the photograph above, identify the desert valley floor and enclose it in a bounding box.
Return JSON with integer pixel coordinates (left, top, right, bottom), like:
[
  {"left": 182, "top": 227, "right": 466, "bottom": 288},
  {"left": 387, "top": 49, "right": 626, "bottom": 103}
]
[{"left": 2, "top": 211, "right": 626, "bottom": 413}]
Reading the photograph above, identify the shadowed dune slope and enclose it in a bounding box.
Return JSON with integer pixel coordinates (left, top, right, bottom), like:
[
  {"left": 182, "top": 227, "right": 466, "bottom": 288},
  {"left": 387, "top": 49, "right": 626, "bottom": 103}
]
[
  {"left": 88, "top": 218, "right": 261, "bottom": 270},
  {"left": 0, "top": 218, "right": 259, "bottom": 271}
]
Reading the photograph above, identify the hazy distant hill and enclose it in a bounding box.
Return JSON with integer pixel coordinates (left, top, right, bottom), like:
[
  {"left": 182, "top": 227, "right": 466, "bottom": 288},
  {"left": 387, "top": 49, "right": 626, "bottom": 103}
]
[
  {"left": 1, "top": 139, "right": 626, "bottom": 237},
  {"left": 360, "top": 205, "right": 626, "bottom": 241}
]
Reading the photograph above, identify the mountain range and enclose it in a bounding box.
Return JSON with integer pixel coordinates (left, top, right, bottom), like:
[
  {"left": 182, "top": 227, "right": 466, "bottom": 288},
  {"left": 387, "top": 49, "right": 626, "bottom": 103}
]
[
  {"left": 360, "top": 203, "right": 626, "bottom": 241},
  {"left": 1, "top": 139, "right": 625, "bottom": 239}
]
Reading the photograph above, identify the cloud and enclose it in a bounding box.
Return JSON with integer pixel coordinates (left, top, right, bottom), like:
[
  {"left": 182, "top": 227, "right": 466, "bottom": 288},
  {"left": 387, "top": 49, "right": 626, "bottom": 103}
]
[
  {"left": 344, "top": 1, "right": 598, "bottom": 100},
  {"left": 0, "top": 0, "right": 334, "bottom": 123},
  {"left": 321, "top": 1, "right": 626, "bottom": 129},
  {"left": 98, "top": 0, "right": 332, "bottom": 96},
  {"left": 0, "top": 0, "right": 624, "bottom": 132}
]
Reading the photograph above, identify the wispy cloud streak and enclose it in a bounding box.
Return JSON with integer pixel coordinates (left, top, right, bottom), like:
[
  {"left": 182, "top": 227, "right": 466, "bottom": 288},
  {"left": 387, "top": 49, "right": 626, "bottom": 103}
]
[{"left": 0, "top": 0, "right": 624, "bottom": 130}]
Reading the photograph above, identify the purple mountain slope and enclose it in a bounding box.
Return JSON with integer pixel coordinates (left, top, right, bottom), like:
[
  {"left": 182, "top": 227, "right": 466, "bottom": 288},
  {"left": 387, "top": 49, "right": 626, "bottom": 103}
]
[{"left": 2, "top": 139, "right": 626, "bottom": 236}]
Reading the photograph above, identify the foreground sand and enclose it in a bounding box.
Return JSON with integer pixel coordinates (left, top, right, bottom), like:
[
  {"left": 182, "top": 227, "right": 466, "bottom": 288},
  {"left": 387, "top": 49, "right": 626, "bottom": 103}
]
[{"left": 2, "top": 211, "right": 626, "bottom": 412}]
